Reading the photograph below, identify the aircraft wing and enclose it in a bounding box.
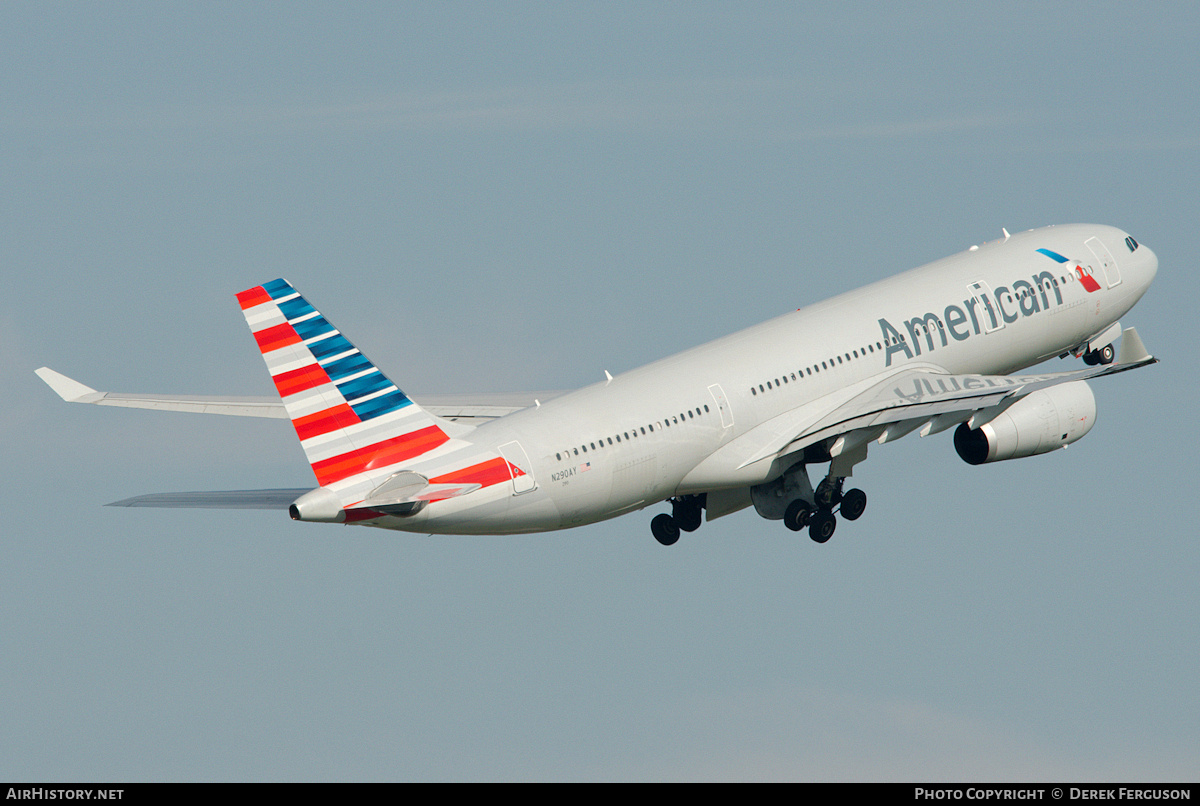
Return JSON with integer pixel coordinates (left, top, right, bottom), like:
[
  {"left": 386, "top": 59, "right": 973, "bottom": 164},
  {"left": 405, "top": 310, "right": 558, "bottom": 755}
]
[
  {"left": 738, "top": 327, "right": 1156, "bottom": 470},
  {"left": 34, "top": 367, "right": 561, "bottom": 423}
]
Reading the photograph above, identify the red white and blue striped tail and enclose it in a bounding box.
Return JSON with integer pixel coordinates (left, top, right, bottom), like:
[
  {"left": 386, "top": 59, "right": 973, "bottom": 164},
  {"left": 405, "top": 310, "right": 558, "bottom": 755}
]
[{"left": 236, "top": 279, "right": 460, "bottom": 491}]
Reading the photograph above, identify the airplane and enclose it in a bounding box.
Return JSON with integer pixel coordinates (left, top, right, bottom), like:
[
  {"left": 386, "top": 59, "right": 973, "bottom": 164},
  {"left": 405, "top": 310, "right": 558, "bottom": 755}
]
[{"left": 37, "top": 223, "right": 1158, "bottom": 545}]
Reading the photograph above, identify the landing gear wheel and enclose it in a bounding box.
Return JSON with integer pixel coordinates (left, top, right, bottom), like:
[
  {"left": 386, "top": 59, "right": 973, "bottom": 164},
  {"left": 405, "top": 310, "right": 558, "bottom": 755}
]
[
  {"left": 784, "top": 500, "right": 812, "bottom": 532},
  {"left": 673, "top": 501, "right": 703, "bottom": 533},
  {"left": 809, "top": 512, "right": 836, "bottom": 543},
  {"left": 840, "top": 488, "right": 867, "bottom": 521},
  {"left": 651, "top": 513, "right": 680, "bottom": 546},
  {"left": 1084, "top": 344, "right": 1115, "bottom": 366}
]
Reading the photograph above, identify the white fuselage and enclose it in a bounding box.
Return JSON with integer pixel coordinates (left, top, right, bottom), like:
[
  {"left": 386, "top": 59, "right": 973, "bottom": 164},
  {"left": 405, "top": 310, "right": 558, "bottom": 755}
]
[{"left": 384, "top": 224, "right": 1157, "bottom": 534}]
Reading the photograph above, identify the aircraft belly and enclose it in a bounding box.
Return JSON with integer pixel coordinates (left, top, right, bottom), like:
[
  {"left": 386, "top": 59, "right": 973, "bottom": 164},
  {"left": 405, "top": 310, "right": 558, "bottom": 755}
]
[
  {"left": 609, "top": 453, "right": 658, "bottom": 509},
  {"left": 555, "top": 468, "right": 614, "bottom": 527},
  {"left": 369, "top": 484, "right": 565, "bottom": 535}
]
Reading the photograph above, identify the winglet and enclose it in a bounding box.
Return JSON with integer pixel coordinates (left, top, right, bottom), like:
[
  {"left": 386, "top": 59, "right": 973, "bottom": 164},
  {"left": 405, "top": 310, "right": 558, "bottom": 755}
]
[
  {"left": 1118, "top": 327, "right": 1152, "bottom": 365},
  {"left": 35, "top": 368, "right": 103, "bottom": 403}
]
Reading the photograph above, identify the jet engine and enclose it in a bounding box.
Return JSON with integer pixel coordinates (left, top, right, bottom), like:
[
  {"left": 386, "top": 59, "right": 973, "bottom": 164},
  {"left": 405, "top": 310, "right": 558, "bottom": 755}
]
[{"left": 954, "top": 380, "right": 1096, "bottom": 465}]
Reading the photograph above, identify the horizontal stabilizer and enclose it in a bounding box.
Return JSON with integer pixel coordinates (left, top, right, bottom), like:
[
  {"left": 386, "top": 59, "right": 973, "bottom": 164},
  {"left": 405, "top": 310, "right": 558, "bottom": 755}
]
[
  {"left": 107, "top": 489, "right": 312, "bottom": 509},
  {"left": 357, "top": 469, "right": 482, "bottom": 509},
  {"left": 408, "top": 483, "right": 481, "bottom": 502}
]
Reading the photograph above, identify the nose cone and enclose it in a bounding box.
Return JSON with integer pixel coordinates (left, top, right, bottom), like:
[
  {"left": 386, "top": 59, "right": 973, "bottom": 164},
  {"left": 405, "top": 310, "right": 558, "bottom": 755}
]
[
  {"left": 1123, "top": 240, "right": 1158, "bottom": 309},
  {"left": 1141, "top": 243, "right": 1159, "bottom": 287}
]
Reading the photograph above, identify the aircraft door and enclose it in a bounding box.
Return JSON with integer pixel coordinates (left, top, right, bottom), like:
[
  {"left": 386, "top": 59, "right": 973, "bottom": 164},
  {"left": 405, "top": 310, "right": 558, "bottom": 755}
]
[
  {"left": 708, "top": 383, "right": 734, "bottom": 428},
  {"left": 967, "top": 281, "right": 1005, "bottom": 333},
  {"left": 497, "top": 441, "right": 537, "bottom": 495},
  {"left": 1085, "top": 237, "right": 1122, "bottom": 288}
]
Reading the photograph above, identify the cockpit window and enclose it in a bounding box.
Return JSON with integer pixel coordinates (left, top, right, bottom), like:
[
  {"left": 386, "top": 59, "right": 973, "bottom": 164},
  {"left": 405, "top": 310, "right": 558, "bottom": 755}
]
[{"left": 1125, "top": 236, "right": 1139, "bottom": 252}]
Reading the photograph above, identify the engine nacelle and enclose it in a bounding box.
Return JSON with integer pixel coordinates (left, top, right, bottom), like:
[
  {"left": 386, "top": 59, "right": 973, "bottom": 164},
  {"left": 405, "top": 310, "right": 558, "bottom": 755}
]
[{"left": 954, "top": 380, "right": 1097, "bottom": 465}]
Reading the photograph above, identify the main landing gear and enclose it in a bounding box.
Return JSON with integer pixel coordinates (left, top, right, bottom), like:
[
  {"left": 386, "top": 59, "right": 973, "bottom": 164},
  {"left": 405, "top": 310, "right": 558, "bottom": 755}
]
[
  {"left": 648, "top": 465, "right": 870, "bottom": 546},
  {"left": 651, "top": 495, "right": 704, "bottom": 546},
  {"left": 780, "top": 475, "right": 867, "bottom": 543}
]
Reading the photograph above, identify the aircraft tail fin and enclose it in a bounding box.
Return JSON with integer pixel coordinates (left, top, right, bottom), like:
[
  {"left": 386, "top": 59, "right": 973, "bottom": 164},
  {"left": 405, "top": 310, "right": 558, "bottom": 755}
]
[{"left": 236, "top": 279, "right": 462, "bottom": 490}]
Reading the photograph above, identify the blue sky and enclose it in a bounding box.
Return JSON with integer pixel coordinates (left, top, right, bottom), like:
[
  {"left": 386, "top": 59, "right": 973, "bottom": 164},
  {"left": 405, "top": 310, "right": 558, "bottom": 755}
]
[{"left": 3, "top": 1, "right": 1197, "bottom": 780}]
